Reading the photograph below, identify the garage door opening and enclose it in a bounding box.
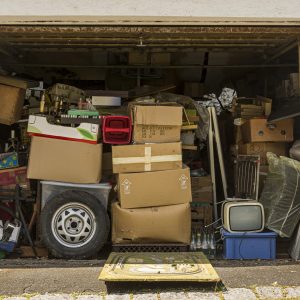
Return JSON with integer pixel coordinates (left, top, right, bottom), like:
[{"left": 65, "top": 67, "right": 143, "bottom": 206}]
[{"left": 0, "top": 24, "right": 299, "bottom": 260}]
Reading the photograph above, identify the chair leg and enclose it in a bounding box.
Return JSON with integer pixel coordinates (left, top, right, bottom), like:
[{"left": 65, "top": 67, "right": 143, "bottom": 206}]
[{"left": 15, "top": 185, "right": 38, "bottom": 258}]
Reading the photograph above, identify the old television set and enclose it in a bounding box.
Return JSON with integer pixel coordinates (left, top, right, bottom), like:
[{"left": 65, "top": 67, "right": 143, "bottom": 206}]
[{"left": 222, "top": 200, "right": 265, "bottom": 233}]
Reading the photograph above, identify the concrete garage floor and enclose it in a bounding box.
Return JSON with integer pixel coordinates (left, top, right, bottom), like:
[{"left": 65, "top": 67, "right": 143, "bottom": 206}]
[{"left": 0, "top": 259, "right": 299, "bottom": 297}]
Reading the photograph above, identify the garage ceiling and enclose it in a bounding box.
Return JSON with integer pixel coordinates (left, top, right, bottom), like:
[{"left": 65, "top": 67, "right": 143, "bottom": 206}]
[{"left": 0, "top": 25, "right": 298, "bottom": 76}]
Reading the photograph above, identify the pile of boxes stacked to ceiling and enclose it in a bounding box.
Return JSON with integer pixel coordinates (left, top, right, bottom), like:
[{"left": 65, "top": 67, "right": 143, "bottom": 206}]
[
  {"left": 232, "top": 96, "right": 292, "bottom": 193},
  {"left": 226, "top": 95, "right": 298, "bottom": 260},
  {"left": 0, "top": 73, "right": 216, "bottom": 258},
  {"left": 111, "top": 103, "right": 192, "bottom": 246}
]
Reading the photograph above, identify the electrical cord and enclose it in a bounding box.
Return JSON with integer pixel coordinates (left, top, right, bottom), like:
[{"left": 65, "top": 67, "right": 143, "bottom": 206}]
[{"left": 238, "top": 232, "right": 247, "bottom": 260}]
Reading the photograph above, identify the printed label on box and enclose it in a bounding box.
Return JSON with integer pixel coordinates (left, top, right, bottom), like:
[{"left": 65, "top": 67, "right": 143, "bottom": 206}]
[
  {"left": 179, "top": 174, "right": 188, "bottom": 190},
  {"left": 121, "top": 179, "right": 132, "bottom": 195}
]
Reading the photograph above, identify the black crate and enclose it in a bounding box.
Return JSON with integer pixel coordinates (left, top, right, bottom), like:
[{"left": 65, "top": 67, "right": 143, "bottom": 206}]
[{"left": 112, "top": 243, "right": 189, "bottom": 253}]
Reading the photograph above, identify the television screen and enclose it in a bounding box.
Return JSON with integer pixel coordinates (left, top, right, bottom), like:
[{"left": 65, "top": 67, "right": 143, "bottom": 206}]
[{"left": 229, "top": 205, "right": 263, "bottom": 231}]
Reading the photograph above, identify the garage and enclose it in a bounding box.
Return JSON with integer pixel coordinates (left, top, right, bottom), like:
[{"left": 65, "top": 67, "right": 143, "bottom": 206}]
[{"left": 0, "top": 1, "right": 300, "bottom": 268}]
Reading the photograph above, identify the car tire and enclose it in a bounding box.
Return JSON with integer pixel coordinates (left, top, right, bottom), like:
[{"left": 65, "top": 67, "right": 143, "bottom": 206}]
[{"left": 40, "top": 190, "right": 110, "bottom": 259}]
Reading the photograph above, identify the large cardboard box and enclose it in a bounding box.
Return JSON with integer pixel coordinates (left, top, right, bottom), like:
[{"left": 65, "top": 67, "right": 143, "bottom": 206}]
[
  {"left": 239, "top": 142, "right": 288, "bottom": 165},
  {"left": 191, "top": 176, "right": 213, "bottom": 204},
  {"left": 112, "top": 142, "right": 182, "bottom": 173},
  {"left": 118, "top": 167, "right": 191, "bottom": 209},
  {"left": 0, "top": 84, "right": 25, "bottom": 125},
  {"left": 112, "top": 202, "right": 191, "bottom": 244},
  {"left": 242, "top": 118, "right": 294, "bottom": 143},
  {"left": 131, "top": 104, "right": 183, "bottom": 143},
  {"left": 27, "top": 136, "right": 102, "bottom": 183}
]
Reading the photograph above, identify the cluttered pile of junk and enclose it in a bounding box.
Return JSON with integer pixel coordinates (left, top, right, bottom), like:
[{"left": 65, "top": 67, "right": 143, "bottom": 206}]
[{"left": 0, "top": 74, "right": 299, "bottom": 261}]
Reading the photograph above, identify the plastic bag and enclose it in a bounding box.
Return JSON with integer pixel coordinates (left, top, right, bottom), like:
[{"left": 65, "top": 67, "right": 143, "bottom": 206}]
[
  {"left": 290, "top": 140, "right": 300, "bottom": 161},
  {"left": 259, "top": 153, "right": 300, "bottom": 238}
]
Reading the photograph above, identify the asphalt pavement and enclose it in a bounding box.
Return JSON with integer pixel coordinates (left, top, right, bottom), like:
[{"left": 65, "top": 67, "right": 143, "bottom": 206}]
[{"left": 0, "top": 259, "right": 299, "bottom": 296}]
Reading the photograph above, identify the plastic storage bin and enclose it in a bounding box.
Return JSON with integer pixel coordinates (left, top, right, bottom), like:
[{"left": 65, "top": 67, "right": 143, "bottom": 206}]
[
  {"left": 221, "top": 228, "right": 277, "bottom": 260},
  {"left": 102, "top": 116, "right": 132, "bottom": 144},
  {"left": 41, "top": 181, "right": 112, "bottom": 209}
]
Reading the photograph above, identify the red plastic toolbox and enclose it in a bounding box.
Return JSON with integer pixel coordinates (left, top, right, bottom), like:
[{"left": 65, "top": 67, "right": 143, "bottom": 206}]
[{"left": 102, "top": 116, "right": 132, "bottom": 145}]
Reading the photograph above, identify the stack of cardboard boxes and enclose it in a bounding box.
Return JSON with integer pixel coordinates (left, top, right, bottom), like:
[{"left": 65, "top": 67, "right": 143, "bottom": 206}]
[
  {"left": 111, "top": 103, "right": 192, "bottom": 245},
  {"left": 240, "top": 118, "right": 293, "bottom": 166},
  {"left": 190, "top": 176, "right": 213, "bottom": 231},
  {"left": 232, "top": 97, "right": 294, "bottom": 194}
]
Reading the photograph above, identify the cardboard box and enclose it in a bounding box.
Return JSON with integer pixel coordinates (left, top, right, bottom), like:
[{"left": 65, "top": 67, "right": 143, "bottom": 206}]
[
  {"left": 0, "top": 84, "right": 25, "bottom": 125},
  {"left": 0, "top": 75, "right": 38, "bottom": 89},
  {"left": 131, "top": 104, "right": 182, "bottom": 143},
  {"left": 191, "top": 176, "right": 212, "bottom": 188},
  {"left": 27, "top": 136, "right": 102, "bottom": 183},
  {"left": 192, "top": 187, "right": 213, "bottom": 204},
  {"left": 0, "top": 166, "right": 28, "bottom": 188},
  {"left": 191, "top": 205, "right": 213, "bottom": 229},
  {"left": 191, "top": 176, "right": 213, "bottom": 204},
  {"left": 27, "top": 115, "right": 99, "bottom": 144},
  {"left": 112, "top": 142, "right": 182, "bottom": 173},
  {"left": 112, "top": 202, "right": 191, "bottom": 244},
  {"left": 239, "top": 142, "right": 288, "bottom": 165},
  {"left": 242, "top": 118, "right": 294, "bottom": 143},
  {"left": 118, "top": 167, "right": 191, "bottom": 209}
]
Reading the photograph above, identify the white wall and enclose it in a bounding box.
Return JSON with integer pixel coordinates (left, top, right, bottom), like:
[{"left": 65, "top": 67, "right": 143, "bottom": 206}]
[{"left": 0, "top": 0, "right": 300, "bottom": 24}]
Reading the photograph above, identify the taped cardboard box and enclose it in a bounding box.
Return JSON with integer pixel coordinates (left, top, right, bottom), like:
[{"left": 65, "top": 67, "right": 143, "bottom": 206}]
[
  {"left": 118, "top": 167, "right": 191, "bottom": 209},
  {"left": 131, "top": 104, "right": 183, "bottom": 143},
  {"left": 239, "top": 142, "right": 288, "bottom": 165},
  {"left": 241, "top": 118, "right": 294, "bottom": 143},
  {"left": 112, "top": 142, "right": 182, "bottom": 173},
  {"left": 27, "top": 136, "right": 102, "bottom": 184},
  {"left": 112, "top": 202, "right": 191, "bottom": 244}
]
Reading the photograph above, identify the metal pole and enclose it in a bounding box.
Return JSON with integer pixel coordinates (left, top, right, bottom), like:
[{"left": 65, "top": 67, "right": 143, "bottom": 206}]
[{"left": 298, "top": 40, "right": 300, "bottom": 92}]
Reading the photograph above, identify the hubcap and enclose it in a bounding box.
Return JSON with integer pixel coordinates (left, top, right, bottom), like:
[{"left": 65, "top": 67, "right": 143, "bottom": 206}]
[{"left": 51, "top": 202, "right": 96, "bottom": 248}]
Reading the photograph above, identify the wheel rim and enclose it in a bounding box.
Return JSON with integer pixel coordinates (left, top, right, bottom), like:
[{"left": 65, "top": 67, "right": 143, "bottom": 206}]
[{"left": 51, "top": 202, "right": 96, "bottom": 248}]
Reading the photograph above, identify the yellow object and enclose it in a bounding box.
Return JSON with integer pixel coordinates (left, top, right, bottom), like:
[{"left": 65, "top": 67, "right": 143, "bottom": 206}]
[{"left": 99, "top": 252, "right": 220, "bottom": 282}]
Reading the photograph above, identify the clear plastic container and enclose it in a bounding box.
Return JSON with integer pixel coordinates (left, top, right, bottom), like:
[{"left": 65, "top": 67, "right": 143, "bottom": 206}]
[{"left": 41, "top": 181, "right": 112, "bottom": 209}]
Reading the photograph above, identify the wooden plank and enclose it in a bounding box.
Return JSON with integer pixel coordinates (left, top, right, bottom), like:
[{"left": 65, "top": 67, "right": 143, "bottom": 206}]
[
  {"left": 208, "top": 108, "right": 218, "bottom": 221},
  {"left": 182, "top": 145, "right": 197, "bottom": 150},
  {"left": 99, "top": 252, "right": 220, "bottom": 282},
  {"left": 298, "top": 41, "right": 300, "bottom": 91},
  {"left": 211, "top": 107, "right": 228, "bottom": 199},
  {"left": 181, "top": 125, "right": 198, "bottom": 131}
]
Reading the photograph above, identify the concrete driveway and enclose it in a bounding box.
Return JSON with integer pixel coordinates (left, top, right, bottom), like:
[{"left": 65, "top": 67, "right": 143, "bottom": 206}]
[{"left": 0, "top": 258, "right": 299, "bottom": 298}]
